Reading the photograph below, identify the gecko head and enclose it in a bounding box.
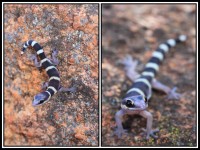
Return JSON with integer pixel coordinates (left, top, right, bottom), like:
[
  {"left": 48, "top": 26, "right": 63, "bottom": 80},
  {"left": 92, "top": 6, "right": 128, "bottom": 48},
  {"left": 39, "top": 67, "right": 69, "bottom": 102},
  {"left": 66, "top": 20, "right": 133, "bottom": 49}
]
[
  {"left": 32, "top": 92, "right": 50, "bottom": 106},
  {"left": 121, "top": 95, "right": 148, "bottom": 111}
]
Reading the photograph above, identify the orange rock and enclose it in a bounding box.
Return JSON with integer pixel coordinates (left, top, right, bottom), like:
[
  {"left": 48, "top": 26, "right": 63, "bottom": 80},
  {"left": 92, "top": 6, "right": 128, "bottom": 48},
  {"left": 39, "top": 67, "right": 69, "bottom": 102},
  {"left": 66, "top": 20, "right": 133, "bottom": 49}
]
[
  {"left": 76, "top": 114, "right": 84, "bottom": 122},
  {"left": 90, "top": 61, "right": 97, "bottom": 69},
  {"left": 73, "top": 15, "right": 82, "bottom": 29},
  {"left": 60, "top": 122, "right": 67, "bottom": 128},
  {"left": 74, "top": 125, "right": 88, "bottom": 140},
  {"left": 68, "top": 57, "right": 75, "bottom": 64},
  {"left": 10, "top": 89, "right": 21, "bottom": 101},
  {"left": 4, "top": 3, "right": 98, "bottom": 146},
  {"left": 18, "top": 59, "right": 29, "bottom": 70},
  {"left": 21, "top": 34, "right": 30, "bottom": 43},
  {"left": 92, "top": 35, "right": 98, "bottom": 46},
  {"left": 47, "top": 126, "right": 56, "bottom": 135},
  {"left": 26, "top": 128, "right": 35, "bottom": 137},
  {"left": 94, "top": 94, "right": 98, "bottom": 101},
  {"left": 53, "top": 112, "right": 59, "bottom": 120},
  {"left": 104, "top": 90, "right": 114, "bottom": 97},
  {"left": 90, "top": 15, "right": 98, "bottom": 24},
  {"left": 7, "top": 114, "right": 14, "bottom": 124},
  {"left": 75, "top": 133, "right": 86, "bottom": 140},
  {"left": 87, "top": 42, "right": 94, "bottom": 50},
  {"left": 91, "top": 69, "right": 98, "bottom": 78},
  {"left": 84, "top": 23, "right": 97, "bottom": 33}
]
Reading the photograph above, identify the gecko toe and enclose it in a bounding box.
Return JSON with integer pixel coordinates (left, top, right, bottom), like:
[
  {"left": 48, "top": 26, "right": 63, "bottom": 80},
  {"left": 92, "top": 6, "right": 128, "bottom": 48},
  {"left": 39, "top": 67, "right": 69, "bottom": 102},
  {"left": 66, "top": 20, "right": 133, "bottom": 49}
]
[
  {"left": 29, "top": 54, "right": 37, "bottom": 61},
  {"left": 167, "top": 87, "right": 182, "bottom": 100},
  {"left": 141, "top": 128, "right": 159, "bottom": 139},
  {"left": 149, "top": 129, "right": 159, "bottom": 139},
  {"left": 114, "top": 128, "right": 128, "bottom": 138}
]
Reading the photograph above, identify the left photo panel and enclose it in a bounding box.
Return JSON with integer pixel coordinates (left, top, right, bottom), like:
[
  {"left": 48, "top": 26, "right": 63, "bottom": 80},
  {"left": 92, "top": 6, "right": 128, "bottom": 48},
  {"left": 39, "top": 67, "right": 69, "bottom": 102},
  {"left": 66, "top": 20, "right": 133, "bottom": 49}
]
[{"left": 3, "top": 3, "right": 99, "bottom": 147}]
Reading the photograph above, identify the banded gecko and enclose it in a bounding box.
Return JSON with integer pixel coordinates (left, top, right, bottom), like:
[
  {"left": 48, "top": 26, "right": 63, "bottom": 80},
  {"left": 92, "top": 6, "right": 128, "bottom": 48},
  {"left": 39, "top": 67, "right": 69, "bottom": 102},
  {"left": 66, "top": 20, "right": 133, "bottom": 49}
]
[
  {"left": 115, "top": 35, "right": 187, "bottom": 139},
  {"left": 21, "top": 40, "right": 76, "bottom": 106}
]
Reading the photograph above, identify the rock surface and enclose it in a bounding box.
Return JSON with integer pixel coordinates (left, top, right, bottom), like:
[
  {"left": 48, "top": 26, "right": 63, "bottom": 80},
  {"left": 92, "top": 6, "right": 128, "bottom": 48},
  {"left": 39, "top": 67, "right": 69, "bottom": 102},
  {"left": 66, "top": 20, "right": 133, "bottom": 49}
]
[
  {"left": 4, "top": 4, "right": 98, "bottom": 146},
  {"left": 102, "top": 4, "right": 196, "bottom": 146}
]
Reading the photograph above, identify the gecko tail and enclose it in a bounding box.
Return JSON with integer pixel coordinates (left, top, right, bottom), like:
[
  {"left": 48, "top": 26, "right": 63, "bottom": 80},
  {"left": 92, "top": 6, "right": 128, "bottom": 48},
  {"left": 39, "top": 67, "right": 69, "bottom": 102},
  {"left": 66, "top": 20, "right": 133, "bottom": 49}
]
[
  {"left": 140, "top": 35, "right": 187, "bottom": 82},
  {"left": 176, "top": 35, "right": 187, "bottom": 43},
  {"left": 21, "top": 40, "right": 46, "bottom": 60},
  {"left": 21, "top": 40, "right": 33, "bottom": 55}
]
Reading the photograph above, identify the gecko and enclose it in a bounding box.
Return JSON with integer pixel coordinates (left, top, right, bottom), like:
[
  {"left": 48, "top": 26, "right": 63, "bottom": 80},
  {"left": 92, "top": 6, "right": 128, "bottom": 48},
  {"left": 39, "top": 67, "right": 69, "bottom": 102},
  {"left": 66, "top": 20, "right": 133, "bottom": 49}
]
[
  {"left": 21, "top": 40, "right": 76, "bottom": 106},
  {"left": 114, "top": 35, "right": 187, "bottom": 139}
]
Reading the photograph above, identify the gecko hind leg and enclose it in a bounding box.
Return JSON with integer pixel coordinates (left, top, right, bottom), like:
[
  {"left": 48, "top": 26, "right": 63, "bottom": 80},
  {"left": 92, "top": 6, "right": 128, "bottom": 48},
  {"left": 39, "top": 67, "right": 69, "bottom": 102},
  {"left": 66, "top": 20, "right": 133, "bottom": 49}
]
[
  {"left": 50, "top": 49, "right": 59, "bottom": 66},
  {"left": 41, "top": 82, "right": 76, "bottom": 93},
  {"left": 119, "top": 55, "right": 140, "bottom": 82},
  {"left": 152, "top": 79, "right": 181, "bottom": 100},
  {"left": 30, "top": 54, "right": 42, "bottom": 72},
  {"left": 58, "top": 84, "right": 77, "bottom": 93}
]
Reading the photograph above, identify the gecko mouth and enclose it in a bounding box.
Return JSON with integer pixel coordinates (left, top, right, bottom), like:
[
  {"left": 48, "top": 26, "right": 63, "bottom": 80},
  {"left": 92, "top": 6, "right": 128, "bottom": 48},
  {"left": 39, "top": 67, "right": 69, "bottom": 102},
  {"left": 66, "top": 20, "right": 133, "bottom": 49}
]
[
  {"left": 121, "top": 103, "right": 147, "bottom": 111},
  {"left": 121, "top": 99, "right": 147, "bottom": 110}
]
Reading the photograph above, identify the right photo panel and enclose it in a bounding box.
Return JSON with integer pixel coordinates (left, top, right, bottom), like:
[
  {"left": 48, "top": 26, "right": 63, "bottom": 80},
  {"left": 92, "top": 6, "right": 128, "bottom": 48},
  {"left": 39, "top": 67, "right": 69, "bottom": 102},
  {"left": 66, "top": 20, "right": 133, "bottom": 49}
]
[{"left": 102, "top": 4, "right": 196, "bottom": 147}]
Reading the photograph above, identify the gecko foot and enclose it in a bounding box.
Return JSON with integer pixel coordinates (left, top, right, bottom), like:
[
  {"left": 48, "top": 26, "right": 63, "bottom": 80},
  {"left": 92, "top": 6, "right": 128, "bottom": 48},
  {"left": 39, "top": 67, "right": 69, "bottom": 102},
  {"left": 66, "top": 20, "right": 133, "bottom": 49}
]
[
  {"left": 29, "top": 54, "right": 37, "bottom": 61},
  {"left": 166, "top": 87, "right": 181, "bottom": 100},
  {"left": 141, "top": 128, "right": 159, "bottom": 140},
  {"left": 119, "top": 55, "right": 140, "bottom": 82},
  {"left": 52, "top": 49, "right": 59, "bottom": 56},
  {"left": 114, "top": 128, "right": 128, "bottom": 138},
  {"left": 50, "top": 49, "right": 59, "bottom": 66},
  {"left": 120, "top": 55, "right": 138, "bottom": 69},
  {"left": 41, "top": 82, "right": 48, "bottom": 90}
]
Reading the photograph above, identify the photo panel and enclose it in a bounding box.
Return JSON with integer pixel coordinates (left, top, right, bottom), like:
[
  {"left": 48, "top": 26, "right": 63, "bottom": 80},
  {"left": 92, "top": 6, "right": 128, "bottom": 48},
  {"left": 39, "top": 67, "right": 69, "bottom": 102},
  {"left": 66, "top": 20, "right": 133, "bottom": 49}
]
[
  {"left": 101, "top": 3, "right": 196, "bottom": 147},
  {"left": 3, "top": 3, "right": 99, "bottom": 147}
]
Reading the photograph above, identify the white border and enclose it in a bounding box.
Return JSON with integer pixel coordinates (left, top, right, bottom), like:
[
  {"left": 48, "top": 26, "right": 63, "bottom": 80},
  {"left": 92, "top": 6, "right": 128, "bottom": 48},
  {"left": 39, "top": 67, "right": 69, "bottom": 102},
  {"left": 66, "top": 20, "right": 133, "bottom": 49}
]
[
  {"left": 2, "top": 2, "right": 198, "bottom": 148},
  {"left": 99, "top": 3, "right": 102, "bottom": 147}
]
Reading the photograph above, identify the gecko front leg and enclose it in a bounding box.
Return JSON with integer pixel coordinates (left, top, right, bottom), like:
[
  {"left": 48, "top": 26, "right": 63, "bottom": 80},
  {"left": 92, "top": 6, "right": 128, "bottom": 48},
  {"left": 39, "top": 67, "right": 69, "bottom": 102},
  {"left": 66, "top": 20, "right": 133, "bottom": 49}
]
[
  {"left": 140, "top": 110, "right": 159, "bottom": 139},
  {"left": 41, "top": 81, "right": 76, "bottom": 93},
  {"left": 30, "top": 54, "right": 42, "bottom": 68},
  {"left": 41, "top": 82, "right": 48, "bottom": 90},
  {"left": 114, "top": 109, "right": 128, "bottom": 138}
]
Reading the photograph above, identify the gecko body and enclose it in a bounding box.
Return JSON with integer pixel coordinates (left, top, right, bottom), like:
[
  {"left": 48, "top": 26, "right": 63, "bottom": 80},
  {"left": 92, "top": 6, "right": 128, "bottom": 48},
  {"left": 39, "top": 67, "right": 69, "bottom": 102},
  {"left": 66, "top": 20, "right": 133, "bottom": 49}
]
[
  {"left": 115, "top": 35, "right": 187, "bottom": 139},
  {"left": 21, "top": 40, "right": 75, "bottom": 106}
]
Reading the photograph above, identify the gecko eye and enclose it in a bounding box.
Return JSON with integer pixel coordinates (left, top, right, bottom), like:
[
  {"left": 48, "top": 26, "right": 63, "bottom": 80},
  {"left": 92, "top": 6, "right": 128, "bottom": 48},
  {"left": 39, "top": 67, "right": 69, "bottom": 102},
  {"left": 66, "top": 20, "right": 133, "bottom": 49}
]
[
  {"left": 126, "top": 100, "right": 135, "bottom": 107},
  {"left": 144, "top": 97, "right": 148, "bottom": 103}
]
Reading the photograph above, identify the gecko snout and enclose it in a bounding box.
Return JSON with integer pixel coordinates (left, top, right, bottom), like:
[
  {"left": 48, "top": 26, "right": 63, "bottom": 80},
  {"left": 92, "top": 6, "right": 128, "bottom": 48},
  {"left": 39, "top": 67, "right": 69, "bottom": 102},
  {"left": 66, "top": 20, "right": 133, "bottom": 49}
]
[{"left": 32, "top": 92, "right": 50, "bottom": 106}]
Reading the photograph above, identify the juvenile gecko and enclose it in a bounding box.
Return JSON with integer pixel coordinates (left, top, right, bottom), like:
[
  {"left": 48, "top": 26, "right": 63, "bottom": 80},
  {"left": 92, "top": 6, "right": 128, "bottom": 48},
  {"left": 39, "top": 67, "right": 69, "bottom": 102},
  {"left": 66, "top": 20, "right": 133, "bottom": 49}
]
[
  {"left": 114, "top": 35, "right": 187, "bottom": 139},
  {"left": 21, "top": 40, "right": 76, "bottom": 106}
]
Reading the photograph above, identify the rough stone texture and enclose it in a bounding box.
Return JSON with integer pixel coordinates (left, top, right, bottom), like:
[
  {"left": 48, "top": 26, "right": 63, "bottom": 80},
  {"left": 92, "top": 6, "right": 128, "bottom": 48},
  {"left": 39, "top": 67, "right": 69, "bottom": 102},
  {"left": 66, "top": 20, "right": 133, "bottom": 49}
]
[
  {"left": 102, "top": 4, "right": 196, "bottom": 146},
  {"left": 4, "top": 4, "right": 98, "bottom": 146}
]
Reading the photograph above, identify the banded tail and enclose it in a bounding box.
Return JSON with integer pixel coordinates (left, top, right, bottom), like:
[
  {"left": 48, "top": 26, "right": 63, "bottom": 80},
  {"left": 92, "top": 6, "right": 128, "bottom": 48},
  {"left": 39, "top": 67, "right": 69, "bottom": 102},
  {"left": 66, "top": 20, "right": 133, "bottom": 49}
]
[
  {"left": 21, "top": 40, "right": 47, "bottom": 59},
  {"left": 142, "top": 35, "right": 187, "bottom": 80}
]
